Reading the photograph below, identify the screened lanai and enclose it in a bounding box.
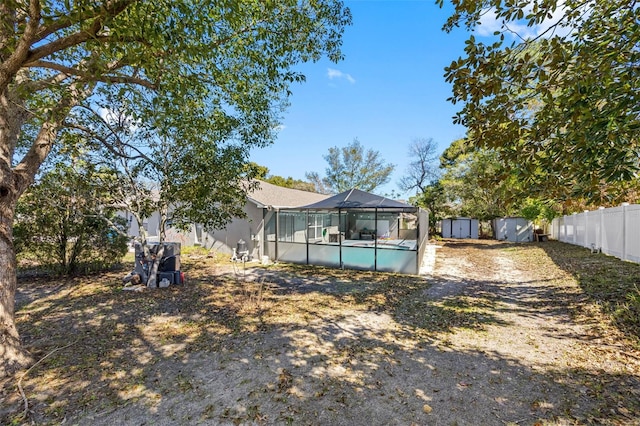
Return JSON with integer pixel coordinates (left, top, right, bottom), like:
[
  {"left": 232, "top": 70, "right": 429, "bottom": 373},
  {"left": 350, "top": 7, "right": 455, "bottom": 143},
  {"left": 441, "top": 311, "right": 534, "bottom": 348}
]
[{"left": 263, "top": 189, "right": 429, "bottom": 274}]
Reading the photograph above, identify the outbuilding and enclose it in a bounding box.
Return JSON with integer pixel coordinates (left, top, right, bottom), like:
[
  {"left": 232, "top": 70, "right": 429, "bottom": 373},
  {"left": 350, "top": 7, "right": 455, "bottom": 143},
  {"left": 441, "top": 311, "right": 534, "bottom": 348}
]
[
  {"left": 493, "top": 217, "right": 534, "bottom": 242},
  {"left": 441, "top": 217, "right": 479, "bottom": 239}
]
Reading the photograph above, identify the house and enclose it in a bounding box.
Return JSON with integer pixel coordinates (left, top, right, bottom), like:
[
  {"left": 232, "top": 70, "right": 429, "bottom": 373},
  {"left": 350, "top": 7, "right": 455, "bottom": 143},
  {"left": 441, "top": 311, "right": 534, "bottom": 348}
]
[
  {"left": 122, "top": 180, "right": 329, "bottom": 259},
  {"left": 123, "top": 184, "right": 428, "bottom": 274},
  {"left": 264, "top": 188, "right": 429, "bottom": 274},
  {"left": 441, "top": 217, "right": 479, "bottom": 239},
  {"left": 203, "top": 180, "right": 328, "bottom": 260}
]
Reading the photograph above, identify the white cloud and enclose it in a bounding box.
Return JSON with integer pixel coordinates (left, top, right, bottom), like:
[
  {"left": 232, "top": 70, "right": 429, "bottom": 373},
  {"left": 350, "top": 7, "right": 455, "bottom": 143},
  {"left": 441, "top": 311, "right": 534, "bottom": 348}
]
[
  {"left": 97, "top": 106, "right": 140, "bottom": 132},
  {"left": 327, "top": 68, "right": 356, "bottom": 84},
  {"left": 476, "top": 1, "right": 574, "bottom": 40},
  {"left": 97, "top": 106, "right": 117, "bottom": 123}
]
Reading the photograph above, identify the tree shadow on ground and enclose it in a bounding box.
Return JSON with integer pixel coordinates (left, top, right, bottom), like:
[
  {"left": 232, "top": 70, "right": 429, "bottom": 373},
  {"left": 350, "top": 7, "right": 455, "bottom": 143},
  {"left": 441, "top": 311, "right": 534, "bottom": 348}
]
[
  {"left": 3, "top": 262, "right": 244, "bottom": 424},
  {"left": 2, "top": 250, "right": 639, "bottom": 425},
  {"left": 523, "top": 241, "right": 640, "bottom": 343}
]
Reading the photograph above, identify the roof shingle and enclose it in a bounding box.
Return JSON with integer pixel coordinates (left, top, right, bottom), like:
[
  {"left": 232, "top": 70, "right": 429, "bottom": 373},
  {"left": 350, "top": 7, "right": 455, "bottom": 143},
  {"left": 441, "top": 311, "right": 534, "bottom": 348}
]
[{"left": 247, "top": 180, "right": 328, "bottom": 208}]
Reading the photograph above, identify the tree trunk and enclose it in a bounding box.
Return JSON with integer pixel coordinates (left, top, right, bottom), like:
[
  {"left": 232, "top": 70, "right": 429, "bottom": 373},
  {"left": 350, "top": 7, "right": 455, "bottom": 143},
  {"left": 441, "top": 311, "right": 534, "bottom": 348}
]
[
  {"left": 1, "top": 88, "right": 34, "bottom": 377},
  {"left": 146, "top": 244, "right": 164, "bottom": 288},
  {"left": 0, "top": 86, "right": 87, "bottom": 378},
  {"left": 0, "top": 189, "right": 32, "bottom": 377},
  {"left": 146, "top": 204, "right": 168, "bottom": 288}
]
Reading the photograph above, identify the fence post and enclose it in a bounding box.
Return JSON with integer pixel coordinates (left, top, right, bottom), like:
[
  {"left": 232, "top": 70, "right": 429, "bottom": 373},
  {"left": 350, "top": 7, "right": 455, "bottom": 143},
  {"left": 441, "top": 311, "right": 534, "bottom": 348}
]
[
  {"left": 572, "top": 213, "right": 578, "bottom": 245},
  {"left": 622, "top": 202, "right": 629, "bottom": 261},
  {"left": 584, "top": 210, "right": 589, "bottom": 248},
  {"left": 598, "top": 207, "right": 604, "bottom": 252}
]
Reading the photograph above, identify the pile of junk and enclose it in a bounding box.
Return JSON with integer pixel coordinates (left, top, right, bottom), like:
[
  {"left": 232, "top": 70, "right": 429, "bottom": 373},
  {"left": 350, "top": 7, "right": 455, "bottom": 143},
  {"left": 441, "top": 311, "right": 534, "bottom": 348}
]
[{"left": 123, "top": 242, "right": 184, "bottom": 288}]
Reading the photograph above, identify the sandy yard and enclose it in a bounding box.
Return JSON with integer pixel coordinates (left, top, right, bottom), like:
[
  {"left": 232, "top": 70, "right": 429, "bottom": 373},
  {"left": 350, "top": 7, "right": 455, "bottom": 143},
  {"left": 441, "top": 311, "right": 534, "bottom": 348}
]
[{"left": 2, "top": 240, "right": 639, "bottom": 425}]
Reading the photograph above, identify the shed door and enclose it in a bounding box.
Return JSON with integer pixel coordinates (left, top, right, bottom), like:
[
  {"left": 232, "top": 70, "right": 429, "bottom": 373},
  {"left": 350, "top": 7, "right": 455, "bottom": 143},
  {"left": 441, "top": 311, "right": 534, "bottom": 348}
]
[
  {"left": 496, "top": 219, "right": 507, "bottom": 239},
  {"left": 454, "top": 219, "right": 471, "bottom": 238},
  {"left": 506, "top": 219, "right": 517, "bottom": 241}
]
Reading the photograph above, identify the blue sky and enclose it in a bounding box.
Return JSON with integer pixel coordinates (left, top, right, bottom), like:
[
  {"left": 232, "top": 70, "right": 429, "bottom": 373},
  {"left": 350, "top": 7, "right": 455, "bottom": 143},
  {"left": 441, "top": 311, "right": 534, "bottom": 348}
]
[{"left": 250, "top": 0, "right": 471, "bottom": 197}]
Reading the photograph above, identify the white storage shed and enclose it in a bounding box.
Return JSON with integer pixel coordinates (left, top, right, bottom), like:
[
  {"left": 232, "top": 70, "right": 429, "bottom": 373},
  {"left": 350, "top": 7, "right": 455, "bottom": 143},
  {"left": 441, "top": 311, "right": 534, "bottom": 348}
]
[
  {"left": 493, "top": 217, "right": 534, "bottom": 242},
  {"left": 441, "top": 217, "right": 479, "bottom": 239}
]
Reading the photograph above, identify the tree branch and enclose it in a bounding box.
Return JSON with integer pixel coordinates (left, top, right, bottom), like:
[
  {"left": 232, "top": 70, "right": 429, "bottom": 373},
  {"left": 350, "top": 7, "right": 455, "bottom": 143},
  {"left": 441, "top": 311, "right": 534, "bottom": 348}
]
[
  {"left": 17, "top": 338, "right": 79, "bottom": 422},
  {"left": 66, "top": 121, "right": 156, "bottom": 167},
  {"left": 75, "top": 104, "right": 158, "bottom": 162},
  {"left": 0, "top": 0, "right": 41, "bottom": 91},
  {"left": 14, "top": 68, "right": 77, "bottom": 93},
  {"left": 26, "top": 0, "right": 135, "bottom": 64},
  {"left": 85, "top": 213, "right": 131, "bottom": 238},
  {"left": 34, "top": 0, "right": 136, "bottom": 44},
  {"left": 23, "top": 60, "right": 156, "bottom": 90},
  {"left": 13, "top": 81, "right": 92, "bottom": 195}
]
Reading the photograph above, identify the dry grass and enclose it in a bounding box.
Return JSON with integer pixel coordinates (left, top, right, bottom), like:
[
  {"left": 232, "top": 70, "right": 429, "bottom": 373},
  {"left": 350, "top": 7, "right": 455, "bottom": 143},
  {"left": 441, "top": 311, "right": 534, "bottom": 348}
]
[
  {"left": 4, "top": 256, "right": 435, "bottom": 425},
  {"left": 1, "top": 241, "right": 639, "bottom": 425}
]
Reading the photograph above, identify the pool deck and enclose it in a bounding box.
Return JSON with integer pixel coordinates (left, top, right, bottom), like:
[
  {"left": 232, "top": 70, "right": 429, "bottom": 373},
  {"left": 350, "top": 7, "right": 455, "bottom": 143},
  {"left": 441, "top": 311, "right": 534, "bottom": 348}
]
[{"left": 419, "top": 243, "right": 438, "bottom": 276}]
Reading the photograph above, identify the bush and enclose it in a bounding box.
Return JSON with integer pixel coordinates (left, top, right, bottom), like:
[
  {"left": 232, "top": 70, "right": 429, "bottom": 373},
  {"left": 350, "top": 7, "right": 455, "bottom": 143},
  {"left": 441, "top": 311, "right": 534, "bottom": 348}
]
[{"left": 14, "top": 164, "right": 129, "bottom": 275}]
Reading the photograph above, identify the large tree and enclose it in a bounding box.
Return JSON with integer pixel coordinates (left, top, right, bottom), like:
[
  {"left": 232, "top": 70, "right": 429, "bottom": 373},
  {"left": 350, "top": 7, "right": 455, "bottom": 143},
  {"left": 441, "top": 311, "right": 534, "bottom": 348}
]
[
  {"left": 441, "top": 0, "right": 640, "bottom": 205},
  {"left": 409, "top": 181, "right": 451, "bottom": 235},
  {"left": 398, "top": 138, "right": 440, "bottom": 195},
  {"left": 438, "top": 139, "right": 517, "bottom": 220},
  {"left": 73, "top": 101, "right": 264, "bottom": 286},
  {"left": 0, "top": 1, "right": 350, "bottom": 377},
  {"left": 306, "top": 138, "right": 395, "bottom": 194}
]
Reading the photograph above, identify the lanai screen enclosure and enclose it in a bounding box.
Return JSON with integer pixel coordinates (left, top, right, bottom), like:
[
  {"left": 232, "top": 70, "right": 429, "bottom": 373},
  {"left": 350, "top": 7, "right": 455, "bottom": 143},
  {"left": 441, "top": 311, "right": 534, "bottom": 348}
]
[{"left": 263, "top": 189, "right": 429, "bottom": 274}]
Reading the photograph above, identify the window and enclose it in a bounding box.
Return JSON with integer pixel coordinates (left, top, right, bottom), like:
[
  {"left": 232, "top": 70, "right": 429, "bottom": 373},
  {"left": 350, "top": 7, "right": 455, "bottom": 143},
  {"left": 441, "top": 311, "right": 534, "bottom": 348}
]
[
  {"left": 278, "top": 212, "right": 307, "bottom": 242},
  {"left": 308, "top": 213, "right": 325, "bottom": 241}
]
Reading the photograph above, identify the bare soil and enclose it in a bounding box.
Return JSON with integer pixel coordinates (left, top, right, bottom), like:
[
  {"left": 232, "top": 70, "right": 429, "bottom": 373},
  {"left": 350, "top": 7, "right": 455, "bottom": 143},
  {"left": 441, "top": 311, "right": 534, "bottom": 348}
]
[{"left": 2, "top": 240, "right": 639, "bottom": 425}]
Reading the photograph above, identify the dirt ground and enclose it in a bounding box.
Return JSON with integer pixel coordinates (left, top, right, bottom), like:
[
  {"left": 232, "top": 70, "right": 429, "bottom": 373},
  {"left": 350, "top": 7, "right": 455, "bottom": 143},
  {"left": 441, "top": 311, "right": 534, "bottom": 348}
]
[{"left": 2, "top": 240, "right": 640, "bottom": 425}]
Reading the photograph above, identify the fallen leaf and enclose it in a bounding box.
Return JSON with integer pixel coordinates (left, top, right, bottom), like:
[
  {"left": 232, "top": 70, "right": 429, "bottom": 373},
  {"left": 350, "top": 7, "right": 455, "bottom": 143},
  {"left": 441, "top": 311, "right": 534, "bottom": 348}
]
[{"left": 423, "top": 404, "right": 433, "bottom": 414}]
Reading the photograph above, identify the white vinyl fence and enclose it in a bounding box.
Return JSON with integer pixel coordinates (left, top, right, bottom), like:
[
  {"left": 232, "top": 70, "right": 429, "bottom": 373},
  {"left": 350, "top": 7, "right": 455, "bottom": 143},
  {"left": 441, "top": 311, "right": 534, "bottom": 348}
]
[{"left": 551, "top": 203, "right": 640, "bottom": 263}]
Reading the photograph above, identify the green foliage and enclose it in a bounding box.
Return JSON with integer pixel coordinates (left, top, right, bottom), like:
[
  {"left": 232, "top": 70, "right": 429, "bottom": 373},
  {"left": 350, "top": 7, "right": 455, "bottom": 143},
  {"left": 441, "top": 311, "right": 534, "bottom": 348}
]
[
  {"left": 73, "top": 100, "right": 259, "bottom": 243},
  {"left": 439, "top": 138, "right": 471, "bottom": 169},
  {"left": 247, "top": 163, "right": 316, "bottom": 192},
  {"left": 27, "top": 0, "right": 352, "bottom": 240},
  {"left": 519, "top": 200, "right": 543, "bottom": 223},
  {"left": 163, "top": 132, "right": 259, "bottom": 232},
  {"left": 519, "top": 198, "right": 558, "bottom": 225},
  {"left": 2, "top": 0, "right": 352, "bottom": 203},
  {"left": 306, "top": 138, "right": 395, "bottom": 194},
  {"left": 1, "top": 0, "right": 351, "bottom": 374},
  {"left": 441, "top": 0, "right": 640, "bottom": 205},
  {"left": 14, "top": 162, "right": 128, "bottom": 275},
  {"left": 409, "top": 181, "right": 451, "bottom": 234},
  {"left": 264, "top": 175, "right": 316, "bottom": 192},
  {"left": 438, "top": 143, "right": 517, "bottom": 220},
  {"left": 248, "top": 163, "right": 270, "bottom": 180}
]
